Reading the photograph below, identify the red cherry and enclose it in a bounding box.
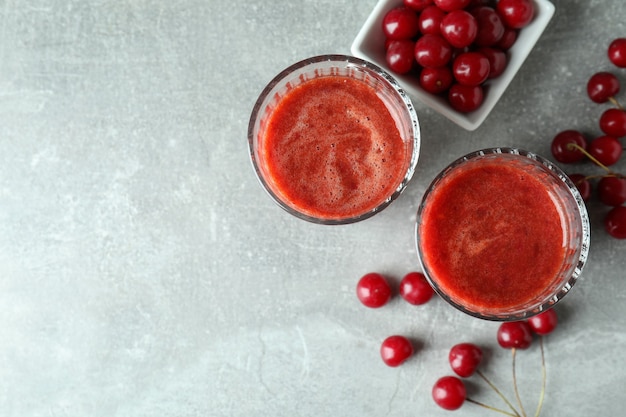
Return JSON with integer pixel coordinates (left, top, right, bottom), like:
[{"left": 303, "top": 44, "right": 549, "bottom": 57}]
[
  {"left": 380, "top": 335, "right": 414, "bottom": 367},
  {"left": 440, "top": 10, "right": 478, "bottom": 48},
  {"left": 568, "top": 173, "right": 592, "bottom": 202},
  {"left": 497, "top": 321, "right": 533, "bottom": 349},
  {"left": 471, "top": 6, "right": 505, "bottom": 47},
  {"left": 598, "top": 176, "right": 626, "bottom": 206},
  {"left": 382, "top": 7, "right": 420, "bottom": 40},
  {"left": 453, "top": 52, "right": 490, "bottom": 86},
  {"left": 527, "top": 309, "right": 558, "bottom": 335},
  {"left": 550, "top": 130, "right": 588, "bottom": 163},
  {"left": 449, "top": 343, "right": 483, "bottom": 377},
  {"left": 418, "top": 5, "right": 446, "bottom": 35},
  {"left": 587, "top": 72, "right": 620, "bottom": 103},
  {"left": 496, "top": 27, "right": 518, "bottom": 50},
  {"left": 496, "top": 0, "right": 535, "bottom": 29},
  {"left": 386, "top": 40, "right": 416, "bottom": 74},
  {"left": 433, "top": 0, "right": 471, "bottom": 12},
  {"left": 356, "top": 273, "right": 392, "bottom": 308},
  {"left": 608, "top": 38, "right": 626, "bottom": 68},
  {"left": 414, "top": 34, "right": 453, "bottom": 68},
  {"left": 432, "top": 376, "right": 466, "bottom": 410},
  {"left": 477, "top": 47, "right": 507, "bottom": 78},
  {"left": 448, "top": 84, "right": 484, "bottom": 112},
  {"left": 600, "top": 108, "right": 626, "bottom": 138},
  {"left": 588, "top": 135, "right": 623, "bottom": 166},
  {"left": 420, "top": 66, "right": 454, "bottom": 94},
  {"left": 605, "top": 206, "right": 626, "bottom": 239},
  {"left": 399, "top": 271, "right": 435, "bottom": 305},
  {"left": 404, "top": 0, "right": 434, "bottom": 11}
]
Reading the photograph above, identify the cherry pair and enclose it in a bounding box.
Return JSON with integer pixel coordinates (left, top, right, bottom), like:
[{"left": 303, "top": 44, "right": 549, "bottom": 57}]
[
  {"left": 356, "top": 271, "right": 434, "bottom": 308},
  {"left": 497, "top": 308, "right": 558, "bottom": 349}
]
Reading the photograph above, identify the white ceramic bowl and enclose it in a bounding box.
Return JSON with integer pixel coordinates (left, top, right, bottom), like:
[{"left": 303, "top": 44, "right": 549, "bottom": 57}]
[{"left": 351, "top": 0, "right": 555, "bottom": 131}]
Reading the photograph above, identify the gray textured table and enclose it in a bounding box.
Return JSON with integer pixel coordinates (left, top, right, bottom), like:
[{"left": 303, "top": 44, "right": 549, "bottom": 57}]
[{"left": 1, "top": 1, "right": 625, "bottom": 416}]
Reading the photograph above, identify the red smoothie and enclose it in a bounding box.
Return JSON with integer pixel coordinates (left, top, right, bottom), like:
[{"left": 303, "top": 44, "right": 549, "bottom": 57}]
[
  {"left": 259, "top": 76, "right": 411, "bottom": 220},
  {"left": 418, "top": 154, "right": 569, "bottom": 314}
]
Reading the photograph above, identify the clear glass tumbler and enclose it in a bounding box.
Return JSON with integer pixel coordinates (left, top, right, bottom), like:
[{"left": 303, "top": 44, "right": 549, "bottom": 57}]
[
  {"left": 415, "top": 148, "right": 590, "bottom": 321},
  {"left": 248, "top": 54, "right": 420, "bottom": 225}
]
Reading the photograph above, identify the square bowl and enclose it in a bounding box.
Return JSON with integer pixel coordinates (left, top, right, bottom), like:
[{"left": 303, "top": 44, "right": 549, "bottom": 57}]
[{"left": 351, "top": 0, "right": 555, "bottom": 131}]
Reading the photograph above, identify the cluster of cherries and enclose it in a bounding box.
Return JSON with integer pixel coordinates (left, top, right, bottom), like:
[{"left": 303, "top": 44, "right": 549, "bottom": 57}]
[
  {"left": 550, "top": 38, "right": 626, "bottom": 239},
  {"left": 381, "top": 0, "right": 535, "bottom": 113},
  {"left": 356, "top": 271, "right": 558, "bottom": 415},
  {"left": 433, "top": 311, "right": 556, "bottom": 415},
  {"left": 356, "top": 271, "right": 435, "bottom": 366}
]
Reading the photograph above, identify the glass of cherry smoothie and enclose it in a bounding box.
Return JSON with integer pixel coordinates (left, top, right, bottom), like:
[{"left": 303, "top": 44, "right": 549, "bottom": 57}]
[
  {"left": 248, "top": 55, "right": 420, "bottom": 224},
  {"left": 416, "top": 148, "right": 590, "bottom": 321}
]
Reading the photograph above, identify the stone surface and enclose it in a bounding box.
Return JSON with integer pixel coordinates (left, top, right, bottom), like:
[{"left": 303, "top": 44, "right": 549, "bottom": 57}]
[{"left": 1, "top": 1, "right": 625, "bottom": 416}]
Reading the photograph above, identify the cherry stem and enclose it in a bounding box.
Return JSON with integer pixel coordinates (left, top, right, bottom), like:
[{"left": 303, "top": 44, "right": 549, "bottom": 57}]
[
  {"left": 604, "top": 172, "right": 626, "bottom": 179},
  {"left": 511, "top": 348, "right": 528, "bottom": 417},
  {"left": 476, "top": 370, "right": 521, "bottom": 417},
  {"left": 609, "top": 96, "right": 623, "bottom": 110},
  {"left": 466, "top": 397, "right": 519, "bottom": 417},
  {"left": 578, "top": 173, "right": 625, "bottom": 182},
  {"left": 534, "top": 337, "right": 547, "bottom": 417},
  {"left": 566, "top": 143, "right": 614, "bottom": 174}
]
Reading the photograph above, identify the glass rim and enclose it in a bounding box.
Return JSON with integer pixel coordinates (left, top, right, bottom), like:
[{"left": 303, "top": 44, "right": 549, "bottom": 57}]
[
  {"left": 247, "top": 54, "right": 421, "bottom": 225},
  {"left": 415, "top": 147, "right": 591, "bottom": 321}
]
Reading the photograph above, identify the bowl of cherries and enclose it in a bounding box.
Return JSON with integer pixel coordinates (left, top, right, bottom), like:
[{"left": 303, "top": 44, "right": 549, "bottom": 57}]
[{"left": 351, "top": 0, "right": 555, "bottom": 131}]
